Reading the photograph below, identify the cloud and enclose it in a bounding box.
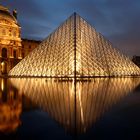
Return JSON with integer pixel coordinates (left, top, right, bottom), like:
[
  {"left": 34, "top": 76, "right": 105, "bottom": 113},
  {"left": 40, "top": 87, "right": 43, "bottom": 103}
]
[{"left": 1, "top": 0, "right": 140, "bottom": 56}]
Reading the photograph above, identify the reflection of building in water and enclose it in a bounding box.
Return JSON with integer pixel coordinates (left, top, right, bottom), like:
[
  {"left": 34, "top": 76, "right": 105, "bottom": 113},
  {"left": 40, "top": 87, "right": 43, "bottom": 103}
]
[
  {"left": 10, "top": 78, "right": 140, "bottom": 134},
  {"left": 0, "top": 78, "right": 22, "bottom": 134}
]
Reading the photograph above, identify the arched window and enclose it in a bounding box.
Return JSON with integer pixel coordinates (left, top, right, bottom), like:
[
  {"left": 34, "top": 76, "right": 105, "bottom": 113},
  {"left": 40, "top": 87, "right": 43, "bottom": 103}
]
[{"left": 2, "top": 48, "right": 7, "bottom": 58}]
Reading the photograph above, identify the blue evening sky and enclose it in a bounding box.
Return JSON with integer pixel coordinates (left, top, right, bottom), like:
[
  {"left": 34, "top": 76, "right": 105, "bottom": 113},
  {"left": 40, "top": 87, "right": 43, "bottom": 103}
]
[{"left": 1, "top": 0, "right": 140, "bottom": 57}]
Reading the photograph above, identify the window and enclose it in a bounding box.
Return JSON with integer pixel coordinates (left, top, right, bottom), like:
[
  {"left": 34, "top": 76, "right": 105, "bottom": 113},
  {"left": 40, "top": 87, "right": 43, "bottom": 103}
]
[
  {"left": 2, "top": 48, "right": 7, "bottom": 58},
  {"left": 13, "top": 50, "right": 17, "bottom": 58}
]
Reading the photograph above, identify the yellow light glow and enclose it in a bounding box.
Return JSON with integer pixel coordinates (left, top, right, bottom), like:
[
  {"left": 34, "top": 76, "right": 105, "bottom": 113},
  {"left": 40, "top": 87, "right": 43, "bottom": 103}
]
[
  {"left": 1, "top": 79, "right": 4, "bottom": 91},
  {"left": 8, "top": 13, "right": 140, "bottom": 77},
  {"left": 10, "top": 78, "right": 140, "bottom": 134}
]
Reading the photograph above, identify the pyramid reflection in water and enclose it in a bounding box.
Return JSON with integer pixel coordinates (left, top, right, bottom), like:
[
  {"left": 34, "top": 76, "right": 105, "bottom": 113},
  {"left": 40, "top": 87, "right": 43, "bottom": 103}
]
[
  {"left": 9, "top": 13, "right": 140, "bottom": 77},
  {"left": 10, "top": 78, "right": 140, "bottom": 134}
]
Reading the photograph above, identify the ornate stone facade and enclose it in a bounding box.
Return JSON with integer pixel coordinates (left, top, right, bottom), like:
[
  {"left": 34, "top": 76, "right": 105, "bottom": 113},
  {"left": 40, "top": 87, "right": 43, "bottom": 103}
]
[
  {"left": 0, "top": 5, "right": 40, "bottom": 75},
  {"left": 0, "top": 5, "right": 22, "bottom": 74}
]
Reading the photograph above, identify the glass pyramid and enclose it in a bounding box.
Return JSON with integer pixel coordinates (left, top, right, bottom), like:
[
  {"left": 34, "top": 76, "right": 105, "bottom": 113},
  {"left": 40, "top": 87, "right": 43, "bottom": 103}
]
[{"left": 9, "top": 13, "right": 140, "bottom": 77}]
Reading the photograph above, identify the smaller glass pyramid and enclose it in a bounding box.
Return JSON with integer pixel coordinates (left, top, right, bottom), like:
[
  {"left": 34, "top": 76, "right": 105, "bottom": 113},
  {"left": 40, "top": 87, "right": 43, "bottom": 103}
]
[{"left": 9, "top": 13, "right": 140, "bottom": 77}]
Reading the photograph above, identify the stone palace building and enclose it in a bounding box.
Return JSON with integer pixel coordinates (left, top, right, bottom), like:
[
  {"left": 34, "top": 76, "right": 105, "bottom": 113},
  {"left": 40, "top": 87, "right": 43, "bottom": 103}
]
[{"left": 0, "top": 5, "right": 40, "bottom": 75}]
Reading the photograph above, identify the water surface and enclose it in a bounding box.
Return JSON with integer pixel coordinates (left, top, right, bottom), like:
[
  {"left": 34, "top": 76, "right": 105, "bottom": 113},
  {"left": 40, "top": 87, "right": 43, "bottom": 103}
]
[{"left": 0, "top": 78, "right": 140, "bottom": 140}]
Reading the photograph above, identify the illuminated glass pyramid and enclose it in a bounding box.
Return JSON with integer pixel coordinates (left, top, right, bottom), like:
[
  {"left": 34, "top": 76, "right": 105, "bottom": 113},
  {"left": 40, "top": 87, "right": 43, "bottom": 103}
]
[{"left": 9, "top": 13, "right": 140, "bottom": 77}]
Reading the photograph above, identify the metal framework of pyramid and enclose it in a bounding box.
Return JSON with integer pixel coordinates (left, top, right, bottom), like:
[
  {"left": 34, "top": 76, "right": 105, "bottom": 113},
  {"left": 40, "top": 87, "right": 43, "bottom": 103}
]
[{"left": 9, "top": 13, "right": 140, "bottom": 77}]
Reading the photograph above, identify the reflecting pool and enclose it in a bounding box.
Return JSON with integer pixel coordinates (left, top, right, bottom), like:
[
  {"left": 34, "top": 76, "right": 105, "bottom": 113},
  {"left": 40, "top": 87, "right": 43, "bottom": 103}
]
[{"left": 0, "top": 78, "right": 140, "bottom": 140}]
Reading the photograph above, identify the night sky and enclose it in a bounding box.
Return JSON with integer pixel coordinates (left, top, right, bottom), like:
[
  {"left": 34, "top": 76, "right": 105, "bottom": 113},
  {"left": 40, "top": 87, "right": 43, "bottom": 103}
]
[{"left": 1, "top": 0, "right": 140, "bottom": 57}]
